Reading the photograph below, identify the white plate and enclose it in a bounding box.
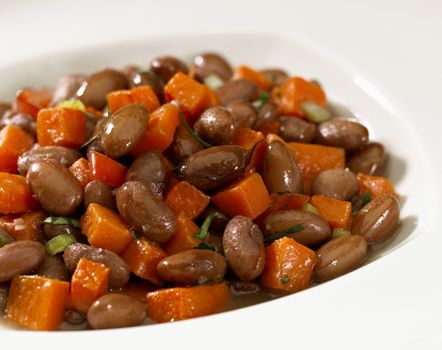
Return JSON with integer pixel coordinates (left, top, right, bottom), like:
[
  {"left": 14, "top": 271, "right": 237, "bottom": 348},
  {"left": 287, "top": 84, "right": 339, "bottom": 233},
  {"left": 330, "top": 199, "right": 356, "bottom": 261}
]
[{"left": 1, "top": 30, "right": 441, "bottom": 350}]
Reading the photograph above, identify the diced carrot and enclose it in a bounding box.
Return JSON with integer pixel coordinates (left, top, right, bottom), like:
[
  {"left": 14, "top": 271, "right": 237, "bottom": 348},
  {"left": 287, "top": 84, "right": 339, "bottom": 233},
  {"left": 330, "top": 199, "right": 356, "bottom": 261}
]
[
  {"left": 0, "top": 125, "right": 34, "bottom": 173},
  {"left": 85, "top": 106, "right": 103, "bottom": 119},
  {"left": 15, "top": 89, "right": 52, "bottom": 120},
  {"left": 122, "top": 238, "right": 166, "bottom": 285},
  {"left": 310, "top": 195, "right": 352, "bottom": 229},
  {"left": 233, "top": 66, "right": 272, "bottom": 91},
  {"left": 37, "top": 107, "right": 87, "bottom": 149},
  {"left": 232, "top": 128, "right": 265, "bottom": 152},
  {"left": 272, "top": 77, "right": 326, "bottom": 117},
  {"left": 6, "top": 275, "right": 69, "bottom": 330},
  {"left": 116, "top": 281, "right": 157, "bottom": 301},
  {"left": 357, "top": 173, "right": 397, "bottom": 199},
  {"left": 260, "top": 237, "right": 316, "bottom": 293},
  {"left": 162, "top": 214, "right": 200, "bottom": 255},
  {"left": 146, "top": 282, "right": 230, "bottom": 323},
  {"left": 131, "top": 85, "right": 161, "bottom": 113},
  {"left": 81, "top": 203, "right": 133, "bottom": 254},
  {"left": 0, "top": 173, "right": 39, "bottom": 214},
  {"left": 0, "top": 211, "right": 45, "bottom": 241},
  {"left": 129, "top": 103, "right": 181, "bottom": 157},
  {"left": 205, "top": 85, "right": 221, "bottom": 106},
  {"left": 256, "top": 121, "right": 280, "bottom": 137},
  {"left": 69, "top": 158, "right": 91, "bottom": 188},
  {"left": 255, "top": 193, "right": 310, "bottom": 225},
  {"left": 107, "top": 90, "right": 133, "bottom": 113},
  {"left": 245, "top": 140, "right": 267, "bottom": 173},
  {"left": 69, "top": 258, "right": 110, "bottom": 314},
  {"left": 212, "top": 172, "right": 271, "bottom": 219},
  {"left": 164, "top": 72, "right": 210, "bottom": 125},
  {"left": 88, "top": 151, "right": 127, "bottom": 187},
  {"left": 165, "top": 181, "right": 210, "bottom": 221}
]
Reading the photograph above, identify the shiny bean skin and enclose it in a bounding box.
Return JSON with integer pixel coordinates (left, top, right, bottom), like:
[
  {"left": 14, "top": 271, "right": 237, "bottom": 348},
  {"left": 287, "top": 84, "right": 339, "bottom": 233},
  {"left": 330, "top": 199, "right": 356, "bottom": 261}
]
[
  {"left": 351, "top": 194, "right": 400, "bottom": 245},
  {"left": 150, "top": 56, "right": 188, "bottom": 83},
  {"left": 262, "top": 210, "right": 332, "bottom": 247},
  {"left": 126, "top": 151, "right": 167, "bottom": 197},
  {"left": 223, "top": 216, "right": 265, "bottom": 281},
  {"left": 87, "top": 293, "right": 146, "bottom": 329},
  {"left": 36, "top": 254, "right": 69, "bottom": 281},
  {"left": 312, "top": 169, "right": 359, "bottom": 201},
  {"left": 176, "top": 145, "right": 247, "bottom": 191},
  {"left": 0, "top": 241, "right": 45, "bottom": 282},
  {"left": 50, "top": 74, "right": 85, "bottom": 106},
  {"left": 18, "top": 145, "right": 81, "bottom": 175},
  {"left": 26, "top": 160, "right": 83, "bottom": 216},
  {"left": 226, "top": 100, "right": 256, "bottom": 128},
  {"left": 84, "top": 180, "right": 116, "bottom": 210},
  {"left": 279, "top": 116, "right": 317, "bottom": 143},
  {"left": 259, "top": 68, "right": 289, "bottom": 87},
  {"left": 100, "top": 104, "right": 149, "bottom": 158},
  {"left": 229, "top": 280, "right": 260, "bottom": 295},
  {"left": 43, "top": 224, "right": 84, "bottom": 243},
  {"left": 157, "top": 249, "right": 227, "bottom": 285},
  {"left": 166, "top": 124, "right": 204, "bottom": 162},
  {"left": 0, "top": 283, "right": 8, "bottom": 314},
  {"left": 128, "top": 70, "right": 165, "bottom": 102},
  {"left": 256, "top": 102, "right": 279, "bottom": 126},
  {"left": 116, "top": 181, "right": 177, "bottom": 243},
  {"left": 193, "top": 53, "right": 233, "bottom": 82},
  {"left": 64, "top": 243, "right": 130, "bottom": 289},
  {"left": 262, "top": 141, "right": 303, "bottom": 194},
  {"left": 347, "top": 142, "right": 386, "bottom": 176},
  {"left": 193, "top": 106, "right": 236, "bottom": 145},
  {"left": 316, "top": 119, "right": 369, "bottom": 150},
  {"left": 314, "top": 235, "right": 367, "bottom": 282},
  {"left": 216, "top": 79, "right": 260, "bottom": 106},
  {"left": 76, "top": 68, "right": 127, "bottom": 110}
]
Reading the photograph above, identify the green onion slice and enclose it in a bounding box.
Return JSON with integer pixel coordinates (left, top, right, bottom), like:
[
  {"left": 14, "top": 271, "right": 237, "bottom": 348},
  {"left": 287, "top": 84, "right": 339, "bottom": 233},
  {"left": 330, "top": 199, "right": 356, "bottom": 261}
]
[
  {"left": 81, "top": 131, "right": 102, "bottom": 149},
  {"left": 193, "top": 212, "right": 220, "bottom": 241},
  {"left": 300, "top": 100, "right": 332, "bottom": 123},
  {"left": 178, "top": 112, "right": 213, "bottom": 149},
  {"left": 45, "top": 234, "right": 77, "bottom": 255},
  {"left": 332, "top": 229, "right": 351, "bottom": 239},
  {"left": 264, "top": 224, "right": 304, "bottom": 244},
  {"left": 352, "top": 191, "right": 372, "bottom": 216},
  {"left": 42, "top": 217, "right": 80, "bottom": 228},
  {"left": 0, "top": 233, "right": 12, "bottom": 248},
  {"left": 252, "top": 91, "right": 270, "bottom": 112},
  {"left": 58, "top": 99, "right": 86, "bottom": 112},
  {"left": 302, "top": 203, "right": 318, "bottom": 214},
  {"left": 195, "top": 242, "right": 216, "bottom": 251},
  {"left": 204, "top": 74, "right": 224, "bottom": 90}
]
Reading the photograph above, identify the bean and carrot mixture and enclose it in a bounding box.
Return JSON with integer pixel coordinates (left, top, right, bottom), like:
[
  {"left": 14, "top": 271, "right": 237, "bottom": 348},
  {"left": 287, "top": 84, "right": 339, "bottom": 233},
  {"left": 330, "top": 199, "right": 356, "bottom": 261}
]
[{"left": 0, "top": 53, "right": 401, "bottom": 330}]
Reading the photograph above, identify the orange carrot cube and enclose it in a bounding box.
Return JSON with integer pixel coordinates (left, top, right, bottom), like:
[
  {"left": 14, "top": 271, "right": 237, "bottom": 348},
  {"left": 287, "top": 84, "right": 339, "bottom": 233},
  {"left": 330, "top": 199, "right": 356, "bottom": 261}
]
[
  {"left": 0, "top": 125, "right": 34, "bottom": 173},
  {"left": 165, "top": 181, "right": 210, "bottom": 220}
]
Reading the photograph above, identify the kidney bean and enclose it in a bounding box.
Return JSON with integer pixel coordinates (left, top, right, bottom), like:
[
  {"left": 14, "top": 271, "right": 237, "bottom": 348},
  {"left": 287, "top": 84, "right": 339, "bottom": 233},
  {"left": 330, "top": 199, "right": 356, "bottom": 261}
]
[
  {"left": 0, "top": 283, "right": 8, "bottom": 314},
  {"left": 314, "top": 235, "right": 367, "bottom": 282},
  {"left": 312, "top": 168, "right": 359, "bottom": 201},
  {"left": 223, "top": 216, "right": 265, "bottom": 281},
  {"left": 166, "top": 125, "right": 204, "bottom": 162},
  {"left": 279, "top": 116, "right": 317, "bottom": 143},
  {"left": 128, "top": 70, "right": 164, "bottom": 102},
  {"left": 176, "top": 145, "right": 247, "bottom": 191},
  {"left": 84, "top": 180, "right": 116, "bottom": 210},
  {"left": 347, "top": 142, "right": 386, "bottom": 176},
  {"left": 226, "top": 100, "right": 256, "bottom": 128},
  {"left": 116, "top": 181, "right": 177, "bottom": 243},
  {"left": 229, "top": 280, "right": 260, "bottom": 295},
  {"left": 85, "top": 112, "right": 98, "bottom": 139},
  {"left": 316, "top": 119, "right": 369, "bottom": 150},
  {"left": 216, "top": 79, "right": 260, "bottom": 106},
  {"left": 18, "top": 145, "right": 81, "bottom": 175},
  {"left": 0, "top": 241, "right": 45, "bottom": 282},
  {"left": 36, "top": 254, "right": 69, "bottom": 281},
  {"left": 150, "top": 56, "right": 188, "bottom": 83},
  {"left": 100, "top": 104, "right": 149, "bottom": 159},
  {"left": 43, "top": 224, "right": 85, "bottom": 243},
  {"left": 1, "top": 113, "right": 36, "bottom": 137},
  {"left": 262, "top": 210, "right": 332, "bottom": 246},
  {"left": 65, "top": 309, "right": 86, "bottom": 326},
  {"left": 259, "top": 68, "right": 289, "bottom": 86},
  {"left": 50, "top": 74, "right": 86, "bottom": 106},
  {"left": 262, "top": 140, "right": 303, "bottom": 194},
  {"left": 193, "top": 53, "right": 233, "bottom": 82},
  {"left": 64, "top": 243, "right": 130, "bottom": 289},
  {"left": 193, "top": 106, "right": 236, "bottom": 145},
  {"left": 87, "top": 117, "right": 107, "bottom": 154},
  {"left": 76, "top": 68, "right": 127, "bottom": 109},
  {"left": 351, "top": 194, "right": 400, "bottom": 244},
  {"left": 125, "top": 151, "right": 167, "bottom": 197},
  {"left": 256, "top": 102, "right": 279, "bottom": 126},
  {"left": 157, "top": 249, "right": 227, "bottom": 285},
  {"left": 26, "top": 160, "right": 83, "bottom": 216},
  {"left": 87, "top": 293, "right": 146, "bottom": 329}
]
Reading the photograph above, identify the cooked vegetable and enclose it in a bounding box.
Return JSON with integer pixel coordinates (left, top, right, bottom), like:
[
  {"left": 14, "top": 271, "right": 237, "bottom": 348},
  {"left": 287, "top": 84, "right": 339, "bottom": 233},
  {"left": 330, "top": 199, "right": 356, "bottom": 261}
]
[
  {"left": 0, "top": 125, "right": 34, "bottom": 173},
  {"left": 166, "top": 181, "right": 210, "bottom": 221},
  {"left": 233, "top": 66, "right": 272, "bottom": 91},
  {"left": 0, "top": 211, "right": 45, "bottom": 241},
  {"left": 299, "top": 100, "right": 332, "bottom": 123},
  {"left": 310, "top": 195, "right": 352, "bottom": 229},
  {"left": 163, "top": 214, "right": 201, "bottom": 255},
  {"left": 107, "top": 85, "right": 160, "bottom": 114},
  {"left": 0, "top": 173, "right": 39, "bottom": 214},
  {"left": 88, "top": 150, "right": 128, "bottom": 187},
  {"left": 15, "top": 89, "right": 52, "bottom": 120},
  {"left": 45, "top": 234, "right": 77, "bottom": 255},
  {"left": 69, "top": 158, "right": 91, "bottom": 188},
  {"left": 356, "top": 173, "right": 397, "bottom": 199}
]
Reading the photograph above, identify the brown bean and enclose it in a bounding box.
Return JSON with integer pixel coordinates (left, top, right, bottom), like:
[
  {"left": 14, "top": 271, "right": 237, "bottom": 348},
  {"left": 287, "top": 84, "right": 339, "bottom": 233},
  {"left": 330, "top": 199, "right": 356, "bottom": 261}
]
[
  {"left": 279, "top": 116, "right": 317, "bottom": 143},
  {"left": 126, "top": 151, "right": 167, "bottom": 197},
  {"left": 193, "top": 53, "right": 233, "bottom": 82},
  {"left": 262, "top": 210, "right": 332, "bottom": 246},
  {"left": 229, "top": 280, "right": 260, "bottom": 295},
  {"left": 226, "top": 100, "right": 256, "bottom": 128},
  {"left": 84, "top": 180, "right": 116, "bottom": 209},
  {"left": 259, "top": 69, "right": 289, "bottom": 87},
  {"left": 256, "top": 102, "right": 279, "bottom": 126},
  {"left": 176, "top": 145, "right": 247, "bottom": 191},
  {"left": 1, "top": 113, "right": 36, "bottom": 137},
  {"left": 216, "top": 79, "right": 259, "bottom": 106},
  {"left": 351, "top": 194, "right": 400, "bottom": 244},
  {"left": 347, "top": 142, "right": 386, "bottom": 176},
  {"left": 100, "top": 104, "right": 149, "bottom": 158},
  {"left": 87, "top": 117, "right": 107, "bottom": 154},
  {"left": 157, "top": 249, "right": 227, "bottom": 285},
  {"left": 0, "top": 283, "right": 8, "bottom": 314},
  {"left": 193, "top": 106, "right": 236, "bottom": 145},
  {"left": 223, "top": 216, "right": 265, "bottom": 281},
  {"left": 26, "top": 160, "right": 83, "bottom": 216},
  {"left": 18, "top": 145, "right": 81, "bottom": 175},
  {"left": 85, "top": 112, "right": 98, "bottom": 139},
  {"left": 116, "top": 181, "right": 177, "bottom": 243},
  {"left": 262, "top": 141, "right": 303, "bottom": 194},
  {"left": 36, "top": 254, "right": 69, "bottom": 281},
  {"left": 316, "top": 119, "right": 369, "bottom": 150},
  {"left": 166, "top": 124, "right": 204, "bottom": 162},
  {"left": 150, "top": 56, "right": 188, "bottom": 83},
  {"left": 43, "top": 224, "right": 85, "bottom": 243},
  {"left": 0, "top": 241, "right": 45, "bottom": 282},
  {"left": 128, "top": 70, "right": 164, "bottom": 102},
  {"left": 50, "top": 74, "right": 86, "bottom": 106},
  {"left": 198, "top": 206, "right": 230, "bottom": 234},
  {"left": 314, "top": 235, "right": 367, "bottom": 282},
  {"left": 65, "top": 309, "right": 86, "bottom": 326},
  {"left": 87, "top": 293, "right": 146, "bottom": 329},
  {"left": 64, "top": 243, "right": 130, "bottom": 289},
  {"left": 312, "top": 168, "right": 359, "bottom": 201}
]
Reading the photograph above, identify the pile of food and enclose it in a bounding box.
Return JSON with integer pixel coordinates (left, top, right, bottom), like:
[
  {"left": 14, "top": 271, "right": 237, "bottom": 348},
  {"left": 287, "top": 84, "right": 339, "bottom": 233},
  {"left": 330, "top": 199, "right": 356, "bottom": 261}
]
[{"left": 0, "top": 52, "right": 400, "bottom": 331}]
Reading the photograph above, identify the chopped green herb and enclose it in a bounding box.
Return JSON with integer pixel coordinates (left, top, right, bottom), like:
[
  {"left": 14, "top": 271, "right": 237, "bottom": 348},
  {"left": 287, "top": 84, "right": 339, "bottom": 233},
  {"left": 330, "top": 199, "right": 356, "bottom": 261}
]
[
  {"left": 276, "top": 191, "right": 291, "bottom": 196},
  {"left": 300, "top": 100, "right": 332, "bottom": 123},
  {"left": 42, "top": 216, "right": 80, "bottom": 228},
  {"left": 178, "top": 112, "right": 213, "bottom": 149},
  {"left": 281, "top": 275, "right": 290, "bottom": 284},
  {"left": 58, "top": 99, "right": 86, "bottom": 112},
  {"left": 352, "top": 191, "right": 372, "bottom": 216},
  {"left": 302, "top": 203, "right": 318, "bottom": 214},
  {"left": 81, "top": 131, "right": 102, "bottom": 149},
  {"left": 203, "top": 74, "right": 224, "bottom": 90},
  {"left": 193, "top": 212, "right": 220, "bottom": 241},
  {"left": 195, "top": 242, "right": 216, "bottom": 251},
  {"left": 0, "top": 233, "right": 12, "bottom": 248},
  {"left": 246, "top": 140, "right": 260, "bottom": 166},
  {"left": 332, "top": 228, "right": 351, "bottom": 239},
  {"left": 252, "top": 91, "right": 270, "bottom": 112},
  {"left": 45, "top": 234, "right": 77, "bottom": 255},
  {"left": 264, "top": 224, "right": 304, "bottom": 243}
]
